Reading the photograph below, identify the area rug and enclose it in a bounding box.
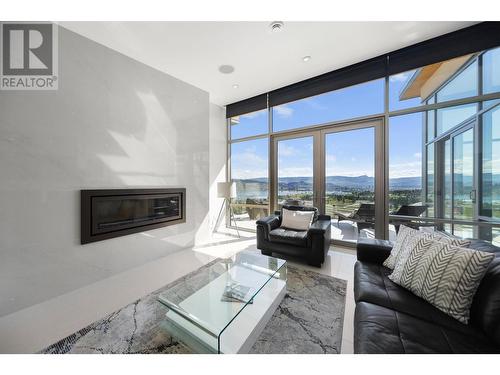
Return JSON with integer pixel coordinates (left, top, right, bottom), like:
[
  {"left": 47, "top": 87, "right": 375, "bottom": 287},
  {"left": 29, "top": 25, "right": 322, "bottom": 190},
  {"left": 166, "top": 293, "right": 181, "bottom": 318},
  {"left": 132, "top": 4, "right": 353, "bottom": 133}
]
[{"left": 41, "top": 260, "right": 347, "bottom": 354}]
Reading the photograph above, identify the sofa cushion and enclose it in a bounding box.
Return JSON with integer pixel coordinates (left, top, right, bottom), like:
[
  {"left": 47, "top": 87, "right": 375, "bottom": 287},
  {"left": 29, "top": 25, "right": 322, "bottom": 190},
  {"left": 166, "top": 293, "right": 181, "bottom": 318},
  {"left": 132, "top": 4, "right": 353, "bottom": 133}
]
[
  {"left": 470, "top": 256, "right": 500, "bottom": 346},
  {"left": 354, "top": 301, "right": 499, "bottom": 354},
  {"left": 354, "top": 261, "right": 479, "bottom": 334},
  {"left": 389, "top": 238, "right": 494, "bottom": 324},
  {"left": 269, "top": 227, "right": 308, "bottom": 247}
]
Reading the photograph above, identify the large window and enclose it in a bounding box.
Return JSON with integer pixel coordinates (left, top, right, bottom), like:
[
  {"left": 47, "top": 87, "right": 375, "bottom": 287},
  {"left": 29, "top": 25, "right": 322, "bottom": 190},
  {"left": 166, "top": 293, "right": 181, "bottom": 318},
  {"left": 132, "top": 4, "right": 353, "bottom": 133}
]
[
  {"left": 435, "top": 60, "right": 478, "bottom": 102},
  {"left": 227, "top": 46, "right": 500, "bottom": 244},
  {"left": 230, "top": 109, "right": 268, "bottom": 140},
  {"left": 481, "top": 104, "right": 500, "bottom": 221},
  {"left": 326, "top": 127, "right": 376, "bottom": 242},
  {"left": 272, "top": 79, "right": 384, "bottom": 132},
  {"left": 389, "top": 69, "right": 422, "bottom": 111},
  {"left": 483, "top": 47, "right": 500, "bottom": 94},
  {"left": 436, "top": 103, "right": 477, "bottom": 136},
  {"left": 275, "top": 136, "right": 314, "bottom": 208},
  {"left": 426, "top": 143, "right": 435, "bottom": 218},
  {"left": 389, "top": 113, "right": 424, "bottom": 212},
  {"left": 389, "top": 54, "right": 479, "bottom": 111},
  {"left": 230, "top": 138, "right": 269, "bottom": 229}
]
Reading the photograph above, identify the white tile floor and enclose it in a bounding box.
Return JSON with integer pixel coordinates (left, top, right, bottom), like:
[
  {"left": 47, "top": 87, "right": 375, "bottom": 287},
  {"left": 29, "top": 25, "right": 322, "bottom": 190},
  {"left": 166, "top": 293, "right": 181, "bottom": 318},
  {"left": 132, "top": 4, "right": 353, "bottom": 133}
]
[{"left": 193, "top": 230, "right": 357, "bottom": 354}]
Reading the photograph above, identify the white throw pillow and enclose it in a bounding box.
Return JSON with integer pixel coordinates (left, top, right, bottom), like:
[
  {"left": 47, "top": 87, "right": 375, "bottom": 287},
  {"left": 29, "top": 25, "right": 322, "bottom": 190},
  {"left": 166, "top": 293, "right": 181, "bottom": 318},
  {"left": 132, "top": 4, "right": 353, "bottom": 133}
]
[{"left": 281, "top": 208, "right": 314, "bottom": 231}]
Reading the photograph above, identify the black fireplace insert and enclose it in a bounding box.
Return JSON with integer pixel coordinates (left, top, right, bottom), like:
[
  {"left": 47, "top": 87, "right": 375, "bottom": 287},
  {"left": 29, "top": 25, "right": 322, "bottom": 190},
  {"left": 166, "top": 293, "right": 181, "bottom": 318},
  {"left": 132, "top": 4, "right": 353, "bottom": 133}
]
[{"left": 81, "top": 188, "right": 186, "bottom": 244}]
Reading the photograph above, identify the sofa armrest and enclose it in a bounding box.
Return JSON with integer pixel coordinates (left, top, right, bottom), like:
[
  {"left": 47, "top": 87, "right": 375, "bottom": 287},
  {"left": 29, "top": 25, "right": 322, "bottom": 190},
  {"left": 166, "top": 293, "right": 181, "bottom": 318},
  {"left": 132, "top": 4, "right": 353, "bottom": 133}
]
[
  {"left": 309, "top": 218, "right": 331, "bottom": 234},
  {"left": 356, "top": 238, "right": 393, "bottom": 264},
  {"left": 307, "top": 218, "right": 331, "bottom": 267},
  {"left": 256, "top": 215, "right": 281, "bottom": 241},
  {"left": 256, "top": 215, "right": 280, "bottom": 227},
  {"left": 317, "top": 214, "right": 331, "bottom": 222}
]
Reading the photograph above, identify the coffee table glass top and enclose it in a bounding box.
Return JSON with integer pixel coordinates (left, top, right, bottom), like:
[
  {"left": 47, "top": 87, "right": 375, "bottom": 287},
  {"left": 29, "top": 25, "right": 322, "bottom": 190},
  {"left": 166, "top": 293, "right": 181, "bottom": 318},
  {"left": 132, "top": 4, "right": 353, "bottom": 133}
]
[{"left": 157, "top": 251, "right": 287, "bottom": 352}]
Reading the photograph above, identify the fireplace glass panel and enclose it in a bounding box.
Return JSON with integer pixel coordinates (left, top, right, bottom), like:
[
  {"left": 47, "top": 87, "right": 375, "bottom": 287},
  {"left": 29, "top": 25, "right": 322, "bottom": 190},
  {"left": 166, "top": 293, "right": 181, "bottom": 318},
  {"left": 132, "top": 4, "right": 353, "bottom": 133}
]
[{"left": 91, "top": 194, "right": 182, "bottom": 235}]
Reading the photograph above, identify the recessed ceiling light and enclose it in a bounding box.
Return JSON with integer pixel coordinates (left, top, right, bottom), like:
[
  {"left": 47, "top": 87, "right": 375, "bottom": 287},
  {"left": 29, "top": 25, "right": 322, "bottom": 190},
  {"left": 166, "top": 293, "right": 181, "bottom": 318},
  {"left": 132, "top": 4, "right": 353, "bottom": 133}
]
[
  {"left": 303, "top": 55, "right": 311, "bottom": 62},
  {"left": 219, "top": 65, "right": 235, "bottom": 74},
  {"left": 232, "top": 84, "right": 239, "bottom": 89},
  {"left": 269, "top": 21, "right": 284, "bottom": 33}
]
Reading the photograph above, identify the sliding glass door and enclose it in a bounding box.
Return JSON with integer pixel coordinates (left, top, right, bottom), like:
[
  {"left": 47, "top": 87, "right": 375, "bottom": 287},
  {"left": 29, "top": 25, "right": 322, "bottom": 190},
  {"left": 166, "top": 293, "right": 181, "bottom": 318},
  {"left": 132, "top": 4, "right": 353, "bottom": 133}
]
[
  {"left": 275, "top": 134, "right": 318, "bottom": 208},
  {"left": 452, "top": 126, "right": 475, "bottom": 238},
  {"left": 479, "top": 104, "right": 500, "bottom": 245},
  {"left": 271, "top": 119, "right": 384, "bottom": 245},
  {"left": 436, "top": 123, "right": 475, "bottom": 238},
  {"left": 323, "top": 126, "right": 377, "bottom": 242}
]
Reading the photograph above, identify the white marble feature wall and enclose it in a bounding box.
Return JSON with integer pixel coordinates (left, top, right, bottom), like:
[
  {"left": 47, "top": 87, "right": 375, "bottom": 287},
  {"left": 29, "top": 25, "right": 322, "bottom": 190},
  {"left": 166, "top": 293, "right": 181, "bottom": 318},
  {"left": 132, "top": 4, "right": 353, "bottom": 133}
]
[{"left": 0, "top": 25, "right": 210, "bottom": 321}]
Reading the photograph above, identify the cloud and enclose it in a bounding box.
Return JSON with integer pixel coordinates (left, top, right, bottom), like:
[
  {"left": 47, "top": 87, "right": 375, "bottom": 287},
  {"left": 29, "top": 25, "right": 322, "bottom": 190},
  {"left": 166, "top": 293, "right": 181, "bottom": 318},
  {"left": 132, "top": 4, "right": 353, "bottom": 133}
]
[
  {"left": 388, "top": 160, "right": 422, "bottom": 178},
  {"left": 413, "top": 152, "right": 422, "bottom": 159},
  {"left": 302, "top": 97, "right": 328, "bottom": 110},
  {"left": 278, "top": 167, "right": 313, "bottom": 178},
  {"left": 274, "top": 104, "right": 294, "bottom": 118},
  {"left": 232, "top": 168, "right": 268, "bottom": 180},
  {"left": 232, "top": 151, "right": 266, "bottom": 165},
  {"left": 278, "top": 143, "right": 296, "bottom": 157},
  {"left": 240, "top": 110, "right": 266, "bottom": 120},
  {"left": 390, "top": 71, "right": 413, "bottom": 83}
]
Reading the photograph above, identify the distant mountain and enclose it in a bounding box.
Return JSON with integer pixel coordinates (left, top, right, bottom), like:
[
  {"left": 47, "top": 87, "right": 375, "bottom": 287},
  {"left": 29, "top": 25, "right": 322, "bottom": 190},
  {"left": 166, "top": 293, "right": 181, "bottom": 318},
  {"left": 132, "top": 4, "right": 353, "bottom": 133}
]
[
  {"left": 389, "top": 177, "right": 422, "bottom": 189},
  {"left": 235, "top": 175, "right": 422, "bottom": 190},
  {"left": 233, "top": 174, "right": 500, "bottom": 200}
]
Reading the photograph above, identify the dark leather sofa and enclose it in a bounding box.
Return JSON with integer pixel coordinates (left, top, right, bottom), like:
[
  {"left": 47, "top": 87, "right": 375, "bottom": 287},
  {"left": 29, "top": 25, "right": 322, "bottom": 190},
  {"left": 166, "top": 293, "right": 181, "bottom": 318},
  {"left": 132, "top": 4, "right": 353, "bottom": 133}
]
[
  {"left": 354, "top": 238, "right": 500, "bottom": 353},
  {"left": 256, "top": 205, "right": 331, "bottom": 267}
]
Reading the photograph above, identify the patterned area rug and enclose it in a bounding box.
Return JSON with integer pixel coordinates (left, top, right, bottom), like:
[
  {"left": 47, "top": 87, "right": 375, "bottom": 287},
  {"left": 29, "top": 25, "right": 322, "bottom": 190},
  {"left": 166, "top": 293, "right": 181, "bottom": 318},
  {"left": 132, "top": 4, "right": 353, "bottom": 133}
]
[{"left": 41, "top": 260, "right": 346, "bottom": 354}]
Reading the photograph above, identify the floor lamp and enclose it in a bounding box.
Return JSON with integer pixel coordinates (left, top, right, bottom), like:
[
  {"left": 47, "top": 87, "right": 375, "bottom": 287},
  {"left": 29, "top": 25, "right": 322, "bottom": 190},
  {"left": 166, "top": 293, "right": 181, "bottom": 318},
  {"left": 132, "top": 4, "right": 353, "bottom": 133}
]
[{"left": 213, "top": 182, "right": 240, "bottom": 237}]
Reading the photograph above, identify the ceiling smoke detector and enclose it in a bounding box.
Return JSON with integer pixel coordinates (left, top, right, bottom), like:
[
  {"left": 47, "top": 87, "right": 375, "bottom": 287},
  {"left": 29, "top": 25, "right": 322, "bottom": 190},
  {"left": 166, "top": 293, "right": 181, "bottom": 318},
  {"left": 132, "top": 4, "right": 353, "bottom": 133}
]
[
  {"left": 218, "top": 65, "right": 235, "bottom": 74},
  {"left": 269, "top": 21, "right": 284, "bottom": 33}
]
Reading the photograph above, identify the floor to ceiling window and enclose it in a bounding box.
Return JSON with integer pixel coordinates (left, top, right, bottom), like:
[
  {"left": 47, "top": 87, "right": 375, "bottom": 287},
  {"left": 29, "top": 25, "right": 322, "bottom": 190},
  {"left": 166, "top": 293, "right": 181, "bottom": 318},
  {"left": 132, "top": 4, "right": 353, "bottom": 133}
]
[
  {"left": 226, "top": 46, "right": 500, "bottom": 245},
  {"left": 324, "top": 126, "right": 377, "bottom": 242},
  {"left": 229, "top": 137, "right": 269, "bottom": 230},
  {"left": 480, "top": 103, "right": 500, "bottom": 245},
  {"left": 276, "top": 135, "right": 314, "bottom": 207},
  {"left": 388, "top": 112, "right": 424, "bottom": 240}
]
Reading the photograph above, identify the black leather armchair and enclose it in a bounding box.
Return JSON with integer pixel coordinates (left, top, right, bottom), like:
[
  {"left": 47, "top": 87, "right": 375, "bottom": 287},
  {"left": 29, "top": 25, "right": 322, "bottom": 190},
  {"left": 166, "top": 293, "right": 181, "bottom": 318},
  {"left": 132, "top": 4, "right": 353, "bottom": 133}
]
[{"left": 256, "top": 205, "right": 331, "bottom": 267}]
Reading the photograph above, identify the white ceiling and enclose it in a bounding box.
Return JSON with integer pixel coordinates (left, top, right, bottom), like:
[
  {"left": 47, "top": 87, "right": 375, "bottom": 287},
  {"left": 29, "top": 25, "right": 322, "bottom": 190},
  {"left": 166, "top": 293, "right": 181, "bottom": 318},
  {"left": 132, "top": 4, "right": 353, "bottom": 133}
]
[{"left": 60, "top": 21, "right": 476, "bottom": 106}]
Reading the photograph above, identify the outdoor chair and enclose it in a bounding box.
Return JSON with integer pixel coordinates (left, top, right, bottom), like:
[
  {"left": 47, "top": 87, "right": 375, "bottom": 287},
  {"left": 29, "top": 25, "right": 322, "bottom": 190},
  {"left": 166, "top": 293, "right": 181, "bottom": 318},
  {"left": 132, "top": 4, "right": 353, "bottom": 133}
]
[
  {"left": 334, "top": 203, "right": 375, "bottom": 233},
  {"left": 389, "top": 204, "right": 428, "bottom": 233}
]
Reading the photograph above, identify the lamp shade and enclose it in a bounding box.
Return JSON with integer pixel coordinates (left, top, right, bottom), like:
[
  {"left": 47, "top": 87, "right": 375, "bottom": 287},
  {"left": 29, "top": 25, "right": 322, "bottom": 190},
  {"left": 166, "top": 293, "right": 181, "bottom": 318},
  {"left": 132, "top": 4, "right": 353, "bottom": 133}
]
[{"left": 217, "top": 182, "right": 237, "bottom": 198}]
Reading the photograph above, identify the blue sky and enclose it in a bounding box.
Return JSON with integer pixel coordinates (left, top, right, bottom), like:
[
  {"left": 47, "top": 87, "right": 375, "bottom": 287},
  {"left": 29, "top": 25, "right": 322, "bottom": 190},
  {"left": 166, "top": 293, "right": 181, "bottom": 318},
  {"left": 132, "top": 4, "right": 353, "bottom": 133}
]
[
  {"left": 231, "top": 72, "right": 427, "bottom": 180},
  {"left": 230, "top": 48, "right": 500, "bottom": 181}
]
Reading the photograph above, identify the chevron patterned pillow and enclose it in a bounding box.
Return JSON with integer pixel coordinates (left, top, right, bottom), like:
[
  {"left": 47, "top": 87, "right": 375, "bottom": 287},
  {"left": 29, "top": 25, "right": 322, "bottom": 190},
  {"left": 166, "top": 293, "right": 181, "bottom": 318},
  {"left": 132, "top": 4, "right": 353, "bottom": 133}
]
[
  {"left": 383, "top": 225, "right": 414, "bottom": 269},
  {"left": 389, "top": 229, "right": 471, "bottom": 284},
  {"left": 383, "top": 225, "right": 471, "bottom": 270},
  {"left": 389, "top": 237, "right": 495, "bottom": 324}
]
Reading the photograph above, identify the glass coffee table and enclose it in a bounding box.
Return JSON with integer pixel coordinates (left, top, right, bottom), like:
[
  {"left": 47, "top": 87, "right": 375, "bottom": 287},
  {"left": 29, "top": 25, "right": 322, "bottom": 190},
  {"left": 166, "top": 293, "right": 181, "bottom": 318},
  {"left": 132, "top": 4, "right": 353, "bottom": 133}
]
[{"left": 158, "top": 251, "right": 287, "bottom": 353}]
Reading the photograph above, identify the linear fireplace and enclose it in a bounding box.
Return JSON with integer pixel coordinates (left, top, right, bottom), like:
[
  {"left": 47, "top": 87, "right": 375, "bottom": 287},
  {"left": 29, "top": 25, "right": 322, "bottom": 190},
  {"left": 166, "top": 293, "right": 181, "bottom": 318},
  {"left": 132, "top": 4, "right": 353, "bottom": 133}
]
[{"left": 81, "top": 188, "right": 186, "bottom": 244}]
